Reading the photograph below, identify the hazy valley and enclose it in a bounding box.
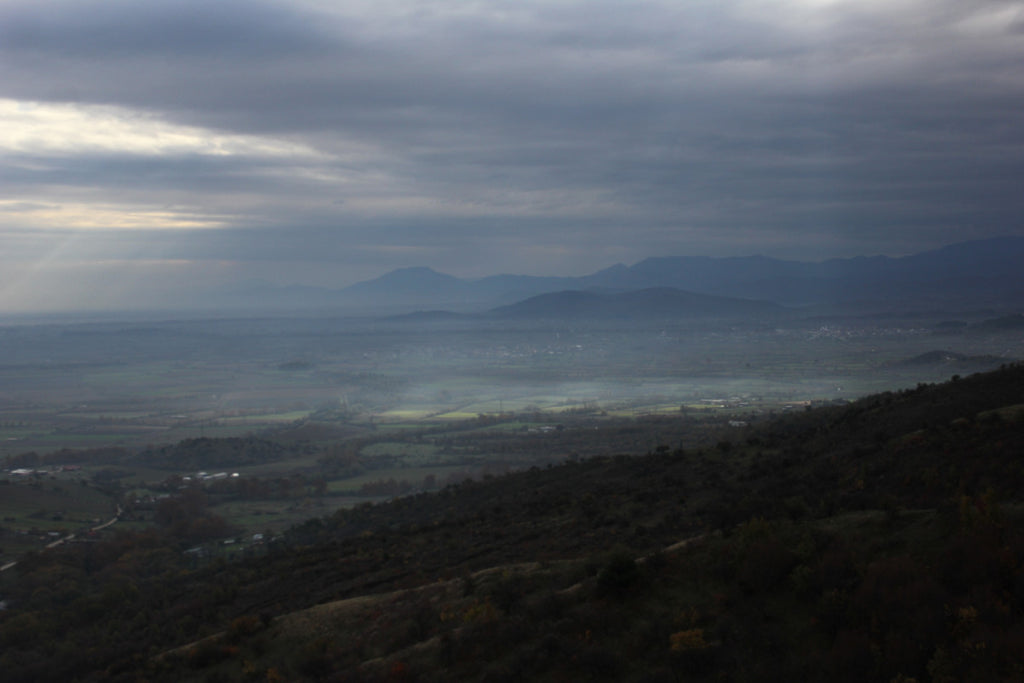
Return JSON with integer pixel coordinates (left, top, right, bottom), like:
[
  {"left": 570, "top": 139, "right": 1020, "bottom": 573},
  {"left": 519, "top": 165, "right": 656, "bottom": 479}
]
[{"left": 1, "top": 238, "right": 1023, "bottom": 681}]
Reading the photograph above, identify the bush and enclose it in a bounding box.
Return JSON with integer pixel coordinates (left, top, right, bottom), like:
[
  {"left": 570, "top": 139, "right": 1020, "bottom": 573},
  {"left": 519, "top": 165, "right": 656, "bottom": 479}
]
[{"left": 596, "top": 551, "right": 640, "bottom": 598}]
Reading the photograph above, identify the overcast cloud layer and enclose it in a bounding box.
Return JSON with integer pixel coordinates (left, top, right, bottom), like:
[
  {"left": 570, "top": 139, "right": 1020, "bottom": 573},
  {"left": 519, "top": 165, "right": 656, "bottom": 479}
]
[{"left": 2, "top": 0, "right": 1023, "bottom": 311}]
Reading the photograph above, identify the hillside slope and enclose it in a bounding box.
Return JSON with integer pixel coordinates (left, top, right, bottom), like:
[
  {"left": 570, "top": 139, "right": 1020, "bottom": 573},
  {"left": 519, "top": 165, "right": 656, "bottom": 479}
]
[{"left": 2, "top": 365, "right": 1024, "bottom": 681}]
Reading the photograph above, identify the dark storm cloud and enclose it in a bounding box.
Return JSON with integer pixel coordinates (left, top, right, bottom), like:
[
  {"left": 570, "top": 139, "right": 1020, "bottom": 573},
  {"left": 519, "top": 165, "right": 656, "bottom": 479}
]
[
  {"left": 0, "top": 0, "right": 333, "bottom": 61},
  {"left": 2, "top": 0, "right": 1024, "bottom": 310}
]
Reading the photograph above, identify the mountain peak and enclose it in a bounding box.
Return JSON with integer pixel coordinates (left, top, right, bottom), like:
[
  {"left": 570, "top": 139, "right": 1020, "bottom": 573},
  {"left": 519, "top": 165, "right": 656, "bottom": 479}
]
[
  {"left": 345, "top": 266, "right": 464, "bottom": 291},
  {"left": 376, "top": 266, "right": 459, "bottom": 282},
  {"left": 283, "top": 235, "right": 1024, "bottom": 313}
]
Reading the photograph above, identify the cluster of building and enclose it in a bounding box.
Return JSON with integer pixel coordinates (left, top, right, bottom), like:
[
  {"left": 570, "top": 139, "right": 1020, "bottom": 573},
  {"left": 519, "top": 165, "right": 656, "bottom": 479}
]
[
  {"left": 6, "top": 465, "right": 82, "bottom": 476},
  {"left": 181, "top": 471, "right": 240, "bottom": 483}
]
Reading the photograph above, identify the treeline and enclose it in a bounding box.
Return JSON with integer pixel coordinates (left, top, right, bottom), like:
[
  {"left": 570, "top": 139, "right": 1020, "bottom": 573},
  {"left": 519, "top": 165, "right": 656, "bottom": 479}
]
[
  {"left": 204, "top": 474, "right": 328, "bottom": 500},
  {"left": 135, "top": 436, "right": 314, "bottom": 470},
  {"left": 4, "top": 446, "right": 131, "bottom": 470}
]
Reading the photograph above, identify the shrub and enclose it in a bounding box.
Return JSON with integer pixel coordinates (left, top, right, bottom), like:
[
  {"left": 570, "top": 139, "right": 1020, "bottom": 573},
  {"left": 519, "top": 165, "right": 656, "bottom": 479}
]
[
  {"left": 596, "top": 551, "right": 640, "bottom": 598},
  {"left": 669, "top": 628, "right": 708, "bottom": 651}
]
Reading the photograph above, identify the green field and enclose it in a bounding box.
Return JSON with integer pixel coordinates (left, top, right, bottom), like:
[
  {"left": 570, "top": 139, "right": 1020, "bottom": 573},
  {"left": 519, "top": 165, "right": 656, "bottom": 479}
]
[{"left": 360, "top": 442, "right": 441, "bottom": 458}]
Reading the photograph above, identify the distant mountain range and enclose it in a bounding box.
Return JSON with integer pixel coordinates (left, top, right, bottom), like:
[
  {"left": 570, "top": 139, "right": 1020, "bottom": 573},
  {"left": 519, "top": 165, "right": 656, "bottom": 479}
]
[
  {"left": 487, "top": 287, "right": 784, "bottom": 320},
  {"left": 217, "top": 236, "right": 1024, "bottom": 315}
]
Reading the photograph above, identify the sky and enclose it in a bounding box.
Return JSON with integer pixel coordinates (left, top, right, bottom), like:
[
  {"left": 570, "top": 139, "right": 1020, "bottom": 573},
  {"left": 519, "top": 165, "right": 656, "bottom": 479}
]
[{"left": 2, "top": 0, "right": 1024, "bottom": 311}]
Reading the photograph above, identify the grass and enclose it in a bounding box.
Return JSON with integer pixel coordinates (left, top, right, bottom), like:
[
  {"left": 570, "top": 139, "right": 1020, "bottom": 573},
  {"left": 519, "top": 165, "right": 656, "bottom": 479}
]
[
  {"left": 431, "top": 410, "right": 485, "bottom": 420},
  {"left": 0, "top": 480, "right": 115, "bottom": 517},
  {"left": 213, "top": 499, "right": 355, "bottom": 536},
  {"left": 605, "top": 403, "right": 688, "bottom": 417},
  {"left": 360, "top": 442, "right": 441, "bottom": 458},
  {"left": 219, "top": 410, "right": 312, "bottom": 424},
  {"left": 472, "top": 421, "right": 549, "bottom": 432},
  {"left": 375, "top": 409, "right": 435, "bottom": 421}
]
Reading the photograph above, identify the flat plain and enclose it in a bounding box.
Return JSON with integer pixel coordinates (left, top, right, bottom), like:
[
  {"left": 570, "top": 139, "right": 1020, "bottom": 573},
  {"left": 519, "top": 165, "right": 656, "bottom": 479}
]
[{"left": 1, "top": 311, "right": 1018, "bottom": 563}]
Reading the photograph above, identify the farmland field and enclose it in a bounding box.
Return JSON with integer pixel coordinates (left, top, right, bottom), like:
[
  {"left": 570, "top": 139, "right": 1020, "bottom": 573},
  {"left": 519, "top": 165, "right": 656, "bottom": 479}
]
[
  {"left": 2, "top": 311, "right": 1020, "bottom": 562},
  {"left": 1, "top": 313, "right": 1018, "bottom": 457}
]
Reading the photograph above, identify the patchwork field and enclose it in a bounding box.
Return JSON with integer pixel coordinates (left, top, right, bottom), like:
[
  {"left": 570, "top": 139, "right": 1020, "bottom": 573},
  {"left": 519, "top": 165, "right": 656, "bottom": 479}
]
[{"left": 2, "top": 312, "right": 1020, "bottom": 565}]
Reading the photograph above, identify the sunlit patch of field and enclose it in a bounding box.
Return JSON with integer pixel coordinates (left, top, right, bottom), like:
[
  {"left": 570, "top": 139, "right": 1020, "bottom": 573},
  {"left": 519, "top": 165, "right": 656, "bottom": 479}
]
[
  {"left": 605, "top": 403, "right": 686, "bottom": 417},
  {"left": 376, "top": 409, "right": 435, "bottom": 421},
  {"left": 432, "top": 410, "right": 485, "bottom": 420},
  {"left": 472, "top": 421, "right": 548, "bottom": 432},
  {"left": 679, "top": 402, "right": 724, "bottom": 410},
  {"left": 372, "top": 422, "right": 427, "bottom": 430},
  {"left": 218, "top": 410, "right": 312, "bottom": 424},
  {"left": 541, "top": 402, "right": 600, "bottom": 413}
]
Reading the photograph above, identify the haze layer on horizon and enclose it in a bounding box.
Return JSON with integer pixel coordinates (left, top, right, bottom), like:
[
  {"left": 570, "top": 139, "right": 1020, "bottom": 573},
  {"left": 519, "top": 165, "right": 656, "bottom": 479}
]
[{"left": 2, "top": 0, "right": 1024, "bottom": 312}]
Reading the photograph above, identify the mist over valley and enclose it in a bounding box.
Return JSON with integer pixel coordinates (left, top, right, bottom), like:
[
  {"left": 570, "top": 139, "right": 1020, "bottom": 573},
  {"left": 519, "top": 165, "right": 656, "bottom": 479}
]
[
  {"left": 2, "top": 238, "right": 1023, "bottom": 681},
  {"left": 3, "top": 237, "right": 1021, "bottom": 462}
]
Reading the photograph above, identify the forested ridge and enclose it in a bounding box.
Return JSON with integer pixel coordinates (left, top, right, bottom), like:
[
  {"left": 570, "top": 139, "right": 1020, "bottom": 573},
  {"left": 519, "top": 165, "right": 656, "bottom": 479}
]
[{"left": 2, "top": 365, "right": 1024, "bottom": 681}]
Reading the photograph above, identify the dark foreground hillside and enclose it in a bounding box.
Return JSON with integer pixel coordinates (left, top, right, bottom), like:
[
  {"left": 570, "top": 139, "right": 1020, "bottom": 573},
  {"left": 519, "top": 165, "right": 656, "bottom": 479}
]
[{"left": 2, "top": 365, "right": 1024, "bottom": 681}]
